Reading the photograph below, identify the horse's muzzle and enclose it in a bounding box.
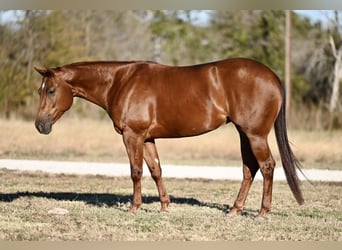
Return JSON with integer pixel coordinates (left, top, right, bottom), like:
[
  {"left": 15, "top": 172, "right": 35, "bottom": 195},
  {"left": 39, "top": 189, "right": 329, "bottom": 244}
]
[{"left": 35, "top": 119, "right": 52, "bottom": 134}]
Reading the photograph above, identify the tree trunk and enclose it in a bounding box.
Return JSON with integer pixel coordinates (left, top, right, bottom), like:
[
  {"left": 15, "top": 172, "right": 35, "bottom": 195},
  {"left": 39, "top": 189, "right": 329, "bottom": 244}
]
[
  {"left": 328, "top": 35, "right": 342, "bottom": 114},
  {"left": 285, "top": 10, "right": 292, "bottom": 118},
  {"left": 153, "top": 36, "right": 161, "bottom": 62},
  {"left": 327, "top": 11, "right": 342, "bottom": 129},
  {"left": 25, "top": 10, "right": 34, "bottom": 85}
]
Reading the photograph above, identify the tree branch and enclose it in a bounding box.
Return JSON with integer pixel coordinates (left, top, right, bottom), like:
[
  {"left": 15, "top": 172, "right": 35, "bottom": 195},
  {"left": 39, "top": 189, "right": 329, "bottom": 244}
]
[{"left": 329, "top": 34, "right": 337, "bottom": 58}]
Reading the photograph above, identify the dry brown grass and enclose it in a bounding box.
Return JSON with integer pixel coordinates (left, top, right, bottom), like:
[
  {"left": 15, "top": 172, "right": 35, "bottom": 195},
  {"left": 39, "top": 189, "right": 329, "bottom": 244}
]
[
  {"left": 1, "top": 118, "right": 342, "bottom": 169},
  {"left": 0, "top": 169, "right": 341, "bottom": 241}
]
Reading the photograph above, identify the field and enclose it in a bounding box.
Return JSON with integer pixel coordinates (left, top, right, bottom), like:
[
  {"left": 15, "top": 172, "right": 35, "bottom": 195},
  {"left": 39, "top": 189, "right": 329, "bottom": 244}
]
[
  {"left": 0, "top": 168, "right": 341, "bottom": 241},
  {"left": 1, "top": 118, "right": 342, "bottom": 241},
  {"left": 1, "top": 118, "right": 342, "bottom": 169}
]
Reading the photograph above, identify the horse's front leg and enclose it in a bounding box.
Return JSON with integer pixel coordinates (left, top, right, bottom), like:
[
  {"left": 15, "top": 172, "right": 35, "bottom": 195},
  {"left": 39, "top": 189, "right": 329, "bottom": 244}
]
[
  {"left": 143, "top": 139, "right": 170, "bottom": 212},
  {"left": 122, "top": 130, "right": 145, "bottom": 214}
]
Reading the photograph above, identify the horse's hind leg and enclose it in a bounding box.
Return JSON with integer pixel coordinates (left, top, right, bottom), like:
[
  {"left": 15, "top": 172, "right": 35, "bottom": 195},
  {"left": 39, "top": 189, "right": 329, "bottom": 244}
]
[
  {"left": 246, "top": 133, "right": 276, "bottom": 219},
  {"left": 143, "top": 139, "right": 170, "bottom": 212},
  {"left": 229, "top": 128, "right": 259, "bottom": 216}
]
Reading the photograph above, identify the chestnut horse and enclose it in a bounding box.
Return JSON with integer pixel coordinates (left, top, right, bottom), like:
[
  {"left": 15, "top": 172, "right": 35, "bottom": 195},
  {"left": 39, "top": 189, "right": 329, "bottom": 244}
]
[{"left": 34, "top": 58, "right": 304, "bottom": 218}]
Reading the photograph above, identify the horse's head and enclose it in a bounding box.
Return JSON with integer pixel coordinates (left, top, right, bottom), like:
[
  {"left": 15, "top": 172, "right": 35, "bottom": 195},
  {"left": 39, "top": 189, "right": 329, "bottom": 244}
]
[{"left": 34, "top": 66, "right": 73, "bottom": 134}]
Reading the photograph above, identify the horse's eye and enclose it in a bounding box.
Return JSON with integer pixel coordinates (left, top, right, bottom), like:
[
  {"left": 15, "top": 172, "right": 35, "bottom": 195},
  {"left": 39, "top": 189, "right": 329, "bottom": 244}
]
[{"left": 47, "top": 89, "right": 56, "bottom": 95}]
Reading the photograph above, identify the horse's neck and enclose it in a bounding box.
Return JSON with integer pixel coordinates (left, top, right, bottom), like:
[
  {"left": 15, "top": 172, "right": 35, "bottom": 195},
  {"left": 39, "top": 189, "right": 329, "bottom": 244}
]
[
  {"left": 65, "top": 61, "right": 139, "bottom": 110},
  {"left": 67, "top": 66, "right": 114, "bottom": 110}
]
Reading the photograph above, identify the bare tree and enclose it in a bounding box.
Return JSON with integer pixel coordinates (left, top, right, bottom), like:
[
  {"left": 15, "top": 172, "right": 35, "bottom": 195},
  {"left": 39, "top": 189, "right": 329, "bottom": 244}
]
[
  {"left": 328, "top": 11, "right": 342, "bottom": 114},
  {"left": 328, "top": 34, "right": 342, "bottom": 113},
  {"left": 285, "top": 10, "right": 292, "bottom": 117}
]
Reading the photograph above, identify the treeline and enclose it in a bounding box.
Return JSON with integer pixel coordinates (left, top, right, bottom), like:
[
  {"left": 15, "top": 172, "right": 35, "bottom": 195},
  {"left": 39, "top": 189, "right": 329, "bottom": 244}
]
[{"left": 0, "top": 10, "right": 341, "bottom": 129}]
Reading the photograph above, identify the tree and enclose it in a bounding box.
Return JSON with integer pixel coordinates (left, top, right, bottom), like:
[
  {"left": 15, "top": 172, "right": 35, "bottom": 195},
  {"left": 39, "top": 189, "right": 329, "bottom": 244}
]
[
  {"left": 1, "top": 10, "right": 341, "bottom": 129},
  {"left": 150, "top": 10, "right": 213, "bottom": 65},
  {"left": 209, "top": 11, "right": 285, "bottom": 77},
  {"left": 0, "top": 11, "right": 81, "bottom": 119},
  {"left": 285, "top": 10, "right": 292, "bottom": 116},
  {"left": 0, "top": 11, "right": 31, "bottom": 118},
  {"left": 327, "top": 11, "right": 342, "bottom": 114}
]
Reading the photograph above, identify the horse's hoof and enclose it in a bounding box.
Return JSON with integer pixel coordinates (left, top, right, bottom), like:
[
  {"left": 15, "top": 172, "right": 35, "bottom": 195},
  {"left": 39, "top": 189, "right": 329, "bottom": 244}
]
[
  {"left": 225, "top": 211, "right": 238, "bottom": 218},
  {"left": 226, "top": 207, "right": 240, "bottom": 218},
  {"left": 159, "top": 200, "right": 170, "bottom": 213},
  {"left": 254, "top": 215, "right": 269, "bottom": 221},
  {"left": 128, "top": 207, "right": 138, "bottom": 215},
  {"left": 160, "top": 205, "right": 169, "bottom": 213}
]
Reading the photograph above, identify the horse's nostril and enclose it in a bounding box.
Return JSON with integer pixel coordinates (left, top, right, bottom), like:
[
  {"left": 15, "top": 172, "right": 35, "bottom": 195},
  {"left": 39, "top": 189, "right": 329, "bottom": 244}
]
[
  {"left": 35, "top": 122, "right": 44, "bottom": 133},
  {"left": 35, "top": 120, "right": 52, "bottom": 134},
  {"left": 38, "top": 123, "right": 44, "bottom": 133}
]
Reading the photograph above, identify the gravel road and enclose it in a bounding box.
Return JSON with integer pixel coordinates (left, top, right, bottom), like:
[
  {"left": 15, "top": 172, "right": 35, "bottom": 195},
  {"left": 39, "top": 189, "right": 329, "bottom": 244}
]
[{"left": 1, "top": 159, "right": 341, "bottom": 182}]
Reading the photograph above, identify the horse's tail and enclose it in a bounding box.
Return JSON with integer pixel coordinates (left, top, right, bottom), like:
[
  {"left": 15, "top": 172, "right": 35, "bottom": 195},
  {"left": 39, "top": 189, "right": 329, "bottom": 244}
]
[{"left": 274, "top": 85, "right": 304, "bottom": 205}]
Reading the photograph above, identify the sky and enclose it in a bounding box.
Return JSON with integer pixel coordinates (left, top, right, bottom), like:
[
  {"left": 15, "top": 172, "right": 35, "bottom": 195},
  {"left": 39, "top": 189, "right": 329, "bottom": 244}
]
[{"left": 294, "top": 10, "right": 333, "bottom": 24}]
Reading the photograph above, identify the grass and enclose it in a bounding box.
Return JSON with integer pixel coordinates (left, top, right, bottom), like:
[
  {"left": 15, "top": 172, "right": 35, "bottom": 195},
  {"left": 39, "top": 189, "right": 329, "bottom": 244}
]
[
  {"left": 0, "top": 168, "right": 341, "bottom": 241},
  {"left": 1, "top": 118, "right": 342, "bottom": 169}
]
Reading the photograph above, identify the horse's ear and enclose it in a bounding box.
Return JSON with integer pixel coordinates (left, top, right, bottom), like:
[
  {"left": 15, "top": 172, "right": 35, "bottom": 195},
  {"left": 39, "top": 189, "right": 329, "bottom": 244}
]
[
  {"left": 34, "top": 66, "right": 55, "bottom": 77},
  {"left": 34, "top": 66, "right": 47, "bottom": 75}
]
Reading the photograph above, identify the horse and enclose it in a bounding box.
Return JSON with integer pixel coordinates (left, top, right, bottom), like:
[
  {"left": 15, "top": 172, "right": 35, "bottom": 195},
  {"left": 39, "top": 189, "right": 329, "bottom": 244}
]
[{"left": 34, "top": 58, "right": 304, "bottom": 219}]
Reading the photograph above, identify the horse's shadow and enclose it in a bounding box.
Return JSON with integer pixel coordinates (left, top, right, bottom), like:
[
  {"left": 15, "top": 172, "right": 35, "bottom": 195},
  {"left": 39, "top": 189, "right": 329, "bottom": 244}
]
[
  {"left": 0, "top": 191, "right": 229, "bottom": 212},
  {"left": 0, "top": 191, "right": 276, "bottom": 218}
]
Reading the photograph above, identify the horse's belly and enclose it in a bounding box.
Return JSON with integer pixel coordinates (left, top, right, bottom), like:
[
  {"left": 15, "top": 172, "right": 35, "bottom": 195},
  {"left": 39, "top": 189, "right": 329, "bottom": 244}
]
[{"left": 149, "top": 108, "right": 227, "bottom": 138}]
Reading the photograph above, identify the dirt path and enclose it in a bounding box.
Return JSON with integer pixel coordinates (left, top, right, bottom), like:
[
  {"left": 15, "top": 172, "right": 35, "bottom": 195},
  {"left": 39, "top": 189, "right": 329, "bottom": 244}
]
[{"left": 0, "top": 159, "right": 341, "bottom": 182}]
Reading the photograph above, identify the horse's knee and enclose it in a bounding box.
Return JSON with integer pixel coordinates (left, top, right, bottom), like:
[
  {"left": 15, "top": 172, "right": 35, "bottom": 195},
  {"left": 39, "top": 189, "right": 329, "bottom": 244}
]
[
  {"left": 131, "top": 166, "right": 143, "bottom": 181},
  {"left": 260, "top": 156, "right": 275, "bottom": 177},
  {"left": 150, "top": 167, "right": 162, "bottom": 181}
]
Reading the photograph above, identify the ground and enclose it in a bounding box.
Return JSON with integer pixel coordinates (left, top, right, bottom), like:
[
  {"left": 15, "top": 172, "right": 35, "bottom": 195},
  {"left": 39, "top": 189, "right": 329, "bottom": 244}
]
[
  {"left": 0, "top": 169, "right": 341, "bottom": 240},
  {"left": 1, "top": 118, "right": 341, "bottom": 240}
]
